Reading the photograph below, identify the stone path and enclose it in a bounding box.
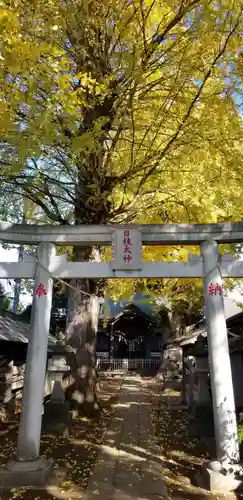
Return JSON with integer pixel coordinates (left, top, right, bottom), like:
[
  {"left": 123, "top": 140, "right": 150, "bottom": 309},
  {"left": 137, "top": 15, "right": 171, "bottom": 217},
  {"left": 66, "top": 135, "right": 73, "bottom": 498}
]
[{"left": 84, "top": 375, "right": 168, "bottom": 500}]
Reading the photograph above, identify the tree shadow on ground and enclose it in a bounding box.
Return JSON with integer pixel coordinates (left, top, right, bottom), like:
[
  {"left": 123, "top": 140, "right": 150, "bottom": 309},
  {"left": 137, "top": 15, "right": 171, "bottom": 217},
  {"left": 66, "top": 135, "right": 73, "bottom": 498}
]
[
  {"left": 0, "top": 377, "right": 122, "bottom": 500},
  {"left": 147, "top": 380, "right": 229, "bottom": 500},
  {"left": 0, "top": 376, "right": 225, "bottom": 500}
]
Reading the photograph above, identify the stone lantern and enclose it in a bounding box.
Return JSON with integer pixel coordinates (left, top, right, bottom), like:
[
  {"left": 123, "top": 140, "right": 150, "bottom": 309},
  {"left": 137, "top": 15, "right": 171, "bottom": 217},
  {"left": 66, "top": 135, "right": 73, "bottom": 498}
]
[{"left": 42, "top": 355, "right": 71, "bottom": 433}]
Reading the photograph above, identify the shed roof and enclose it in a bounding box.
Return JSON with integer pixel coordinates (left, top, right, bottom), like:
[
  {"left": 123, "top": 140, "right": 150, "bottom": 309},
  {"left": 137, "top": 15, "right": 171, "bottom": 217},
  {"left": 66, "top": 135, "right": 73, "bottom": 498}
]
[
  {"left": 0, "top": 312, "right": 61, "bottom": 350},
  {"left": 167, "top": 298, "right": 243, "bottom": 349}
]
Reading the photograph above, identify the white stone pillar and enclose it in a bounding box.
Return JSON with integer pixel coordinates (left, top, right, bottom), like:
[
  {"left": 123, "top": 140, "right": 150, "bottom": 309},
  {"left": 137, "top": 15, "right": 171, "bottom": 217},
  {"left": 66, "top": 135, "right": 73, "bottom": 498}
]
[
  {"left": 201, "top": 240, "right": 239, "bottom": 464},
  {"left": 16, "top": 243, "right": 55, "bottom": 461}
]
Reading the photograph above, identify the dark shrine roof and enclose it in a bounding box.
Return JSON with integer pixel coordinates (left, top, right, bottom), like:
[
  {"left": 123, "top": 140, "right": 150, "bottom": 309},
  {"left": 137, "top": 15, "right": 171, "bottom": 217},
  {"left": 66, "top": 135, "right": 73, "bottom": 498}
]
[{"left": 108, "top": 303, "right": 159, "bottom": 327}]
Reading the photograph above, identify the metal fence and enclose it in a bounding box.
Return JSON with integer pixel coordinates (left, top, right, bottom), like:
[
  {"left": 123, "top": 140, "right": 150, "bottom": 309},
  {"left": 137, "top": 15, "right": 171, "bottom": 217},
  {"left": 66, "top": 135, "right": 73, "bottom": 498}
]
[{"left": 97, "top": 357, "right": 160, "bottom": 373}]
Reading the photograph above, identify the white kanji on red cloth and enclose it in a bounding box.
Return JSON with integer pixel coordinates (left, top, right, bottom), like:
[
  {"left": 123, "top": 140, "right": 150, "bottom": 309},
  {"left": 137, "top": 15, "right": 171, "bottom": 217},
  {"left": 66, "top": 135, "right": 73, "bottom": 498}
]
[
  {"left": 123, "top": 230, "right": 133, "bottom": 263},
  {"left": 35, "top": 283, "right": 47, "bottom": 297},
  {"left": 208, "top": 283, "right": 223, "bottom": 296}
]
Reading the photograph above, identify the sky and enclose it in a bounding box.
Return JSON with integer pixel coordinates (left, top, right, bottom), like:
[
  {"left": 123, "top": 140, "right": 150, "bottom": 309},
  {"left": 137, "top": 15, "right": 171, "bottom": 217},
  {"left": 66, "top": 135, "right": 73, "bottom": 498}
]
[{"left": 0, "top": 245, "right": 32, "bottom": 307}]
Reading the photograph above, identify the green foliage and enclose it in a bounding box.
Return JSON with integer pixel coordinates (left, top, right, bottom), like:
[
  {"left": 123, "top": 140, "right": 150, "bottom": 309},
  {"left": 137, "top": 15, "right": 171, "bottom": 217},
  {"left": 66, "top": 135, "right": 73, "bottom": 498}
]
[{"left": 238, "top": 421, "right": 243, "bottom": 443}]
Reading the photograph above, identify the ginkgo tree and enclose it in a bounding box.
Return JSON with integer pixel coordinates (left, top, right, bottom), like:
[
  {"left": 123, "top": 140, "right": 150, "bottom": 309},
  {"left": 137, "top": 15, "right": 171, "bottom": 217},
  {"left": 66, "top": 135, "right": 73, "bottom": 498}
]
[
  {"left": 0, "top": 0, "right": 243, "bottom": 412},
  {"left": 104, "top": 241, "right": 234, "bottom": 338}
]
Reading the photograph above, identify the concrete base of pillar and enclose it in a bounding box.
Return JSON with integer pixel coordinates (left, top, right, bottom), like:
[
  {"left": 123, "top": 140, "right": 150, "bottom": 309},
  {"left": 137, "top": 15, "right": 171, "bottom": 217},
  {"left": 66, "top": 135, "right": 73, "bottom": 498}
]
[
  {"left": 195, "top": 461, "right": 243, "bottom": 493},
  {"left": 0, "top": 456, "right": 53, "bottom": 488}
]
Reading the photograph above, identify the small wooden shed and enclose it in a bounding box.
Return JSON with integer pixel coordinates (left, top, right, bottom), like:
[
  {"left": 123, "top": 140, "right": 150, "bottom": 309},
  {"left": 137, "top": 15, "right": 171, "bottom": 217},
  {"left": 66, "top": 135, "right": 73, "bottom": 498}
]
[{"left": 0, "top": 311, "right": 69, "bottom": 419}]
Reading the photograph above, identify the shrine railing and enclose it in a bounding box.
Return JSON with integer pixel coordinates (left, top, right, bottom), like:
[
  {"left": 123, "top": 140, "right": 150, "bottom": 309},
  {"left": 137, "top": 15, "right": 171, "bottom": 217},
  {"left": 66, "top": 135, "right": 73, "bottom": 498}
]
[{"left": 97, "top": 357, "right": 160, "bottom": 372}]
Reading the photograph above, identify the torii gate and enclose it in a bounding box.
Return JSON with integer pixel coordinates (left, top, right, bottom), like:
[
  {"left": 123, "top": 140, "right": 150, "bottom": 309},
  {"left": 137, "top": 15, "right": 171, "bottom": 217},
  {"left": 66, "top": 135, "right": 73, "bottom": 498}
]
[{"left": 0, "top": 221, "right": 243, "bottom": 489}]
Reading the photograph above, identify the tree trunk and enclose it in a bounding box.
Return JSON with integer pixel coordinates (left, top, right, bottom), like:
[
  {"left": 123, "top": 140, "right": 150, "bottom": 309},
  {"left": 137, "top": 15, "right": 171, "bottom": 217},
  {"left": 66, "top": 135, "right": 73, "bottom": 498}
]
[
  {"left": 0, "top": 360, "right": 16, "bottom": 423},
  {"left": 156, "top": 308, "right": 171, "bottom": 381},
  {"left": 64, "top": 248, "right": 101, "bottom": 416},
  {"left": 63, "top": 139, "right": 112, "bottom": 415}
]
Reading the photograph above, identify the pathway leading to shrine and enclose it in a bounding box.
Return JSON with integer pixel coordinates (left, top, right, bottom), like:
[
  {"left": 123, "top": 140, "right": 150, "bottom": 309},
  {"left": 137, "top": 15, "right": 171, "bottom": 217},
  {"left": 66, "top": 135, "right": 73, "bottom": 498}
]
[{"left": 84, "top": 375, "right": 168, "bottom": 500}]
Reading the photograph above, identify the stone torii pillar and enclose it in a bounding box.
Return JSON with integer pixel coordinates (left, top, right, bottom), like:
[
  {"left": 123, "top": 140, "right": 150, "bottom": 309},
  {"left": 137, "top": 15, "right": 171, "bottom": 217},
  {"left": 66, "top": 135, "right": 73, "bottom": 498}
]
[
  {"left": 201, "top": 240, "right": 241, "bottom": 491},
  {"left": 0, "top": 243, "right": 55, "bottom": 487}
]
